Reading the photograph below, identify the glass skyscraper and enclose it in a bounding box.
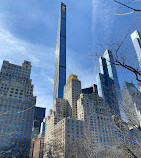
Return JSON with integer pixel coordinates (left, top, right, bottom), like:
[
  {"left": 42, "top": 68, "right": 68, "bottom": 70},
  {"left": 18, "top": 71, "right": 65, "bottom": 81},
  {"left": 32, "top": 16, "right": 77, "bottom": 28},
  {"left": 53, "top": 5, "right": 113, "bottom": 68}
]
[
  {"left": 122, "top": 80, "right": 141, "bottom": 127},
  {"left": 131, "top": 30, "right": 141, "bottom": 67},
  {"left": 96, "top": 50, "right": 121, "bottom": 117},
  {"left": 0, "top": 60, "right": 36, "bottom": 157},
  {"left": 53, "top": 2, "right": 66, "bottom": 99},
  {"left": 82, "top": 84, "right": 98, "bottom": 94},
  {"left": 32, "top": 107, "right": 46, "bottom": 138}
]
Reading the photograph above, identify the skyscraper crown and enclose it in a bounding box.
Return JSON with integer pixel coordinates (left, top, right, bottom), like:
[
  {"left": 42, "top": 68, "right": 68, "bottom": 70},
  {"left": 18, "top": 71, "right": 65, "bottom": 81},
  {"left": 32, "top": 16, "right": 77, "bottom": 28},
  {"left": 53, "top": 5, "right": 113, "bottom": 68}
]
[
  {"left": 67, "top": 74, "right": 78, "bottom": 83},
  {"left": 131, "top": 30, "right": 141, "bottom": 41}
]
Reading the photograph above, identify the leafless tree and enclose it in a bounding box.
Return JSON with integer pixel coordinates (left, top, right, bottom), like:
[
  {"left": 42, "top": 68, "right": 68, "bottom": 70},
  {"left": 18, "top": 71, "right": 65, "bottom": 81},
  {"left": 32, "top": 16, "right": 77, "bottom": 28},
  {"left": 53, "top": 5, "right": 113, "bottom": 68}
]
[
  {"left": 97, "top": 26, "right": 141, "bottom": 82},
  {"left": 112, "top": 115, "right": 139, "bottom": 157},
  {"left": 66, "top": 127, "right": 94, "bottom": 158},
  {"left": 65, "top": 125, "right": 138, "bottom": 158},
  {"left": 102, "top": 0, "right": 141, "bottom": 15},
  {"left": 107, "top": 40, "right": 141, "bottom": 82},
  {"left": 43, "top": 127, "right": 65, "bottom": 158},
  {"left": 97, "top": 0, "right": 141, "bottom": 82},
  {"left": 95, "top": 146, "right": 137, "bottom": 158}
]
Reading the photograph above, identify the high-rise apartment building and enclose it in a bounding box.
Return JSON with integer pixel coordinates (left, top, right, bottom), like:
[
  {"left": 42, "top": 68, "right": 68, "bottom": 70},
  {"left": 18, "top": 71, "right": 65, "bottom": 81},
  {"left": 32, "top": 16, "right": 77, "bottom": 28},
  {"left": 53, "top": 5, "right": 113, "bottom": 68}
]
[
  {"left": 122, "top": 80, "right": 141, "bottom": 128},
  {"left": 44, "top": 75, "right": 81, "bottom": 157},
  {"left": 53, "top": 118, "right": 84, "bottom": 158},
  {"left": 44, "top": 110, "right": 58, "bottom": 157},
  {"left": 96, "top": 50, "right": 121, "bottom": 117},
  {"left": 77, "top": 92, "right": 121, "bottom": 148},
  {"left": 44, "top": 74, "right": 126, "bottom": 158},
  {"left": 64, "top": 74, "right": 82, "bottom": 119},
  {"left": 54, "top": 2, "right": 66, "bottom": 99},
  {"left": 44, "top": 99, "right": 68, "bottom": 156},
  {"left": 131, "top": 30, "right": 141, "bottom": 67},
  {"left": 44, "top": 97, "right": 71, "bottom": 157},
  {"left": 53, "top": 98, "right": 71, "bottom": 118},
  {"left": 0, "top": 60, "right": 36, "bottom": 157}
]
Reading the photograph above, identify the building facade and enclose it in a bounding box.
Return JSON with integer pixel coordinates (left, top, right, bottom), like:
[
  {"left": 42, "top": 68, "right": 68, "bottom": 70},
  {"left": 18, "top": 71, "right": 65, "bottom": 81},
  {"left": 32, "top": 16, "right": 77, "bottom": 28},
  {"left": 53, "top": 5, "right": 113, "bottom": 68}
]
[
  {"left": 30, "top": 119, "right": 46, "bottom": 158},
  {"left": 131, "top": 30, "right": 141, "bottom": 67},
  {"left": 39, "top": 118, "right": 46, "bottom": 138},
  {"left": 77, "top": 92, "right": 121, "bottom": 148},
  {"left": 53, "top": 118, "right": 84, "bottom": 158},
  {"left": 53, "top": 2, "right": 66, "bottom": 99},
  {"left": 53, "top": 97, "right": 71, "bottom": 118},
  {"left": 44, "top": 75, "right": 82, "bottom": 157},
  {"left": 96, "top": 49, "right": 121, "bottom": 117},
  {"left": 82, "top": 84, "right": 98, "bottom": 94},
  {"left": 44, "top": 97, "right": 70, "bottom": 157},
  {"left": 44, "top": 74, "right": 124, "bottom": 157},
  {"left": 122, "top": 80, "right": 141, "bottom": 128},
  {"left": 32, "top": 107, "right": 46, "bottom": 138},
  {"left": 0, "top": 60, "right": 36, "bottom": 157},
  {"left": 32, "top": 137, "right": 44, "bottom": 158},
  {"left": 64, "top": 74, "right": 81, "bottom": 119}
]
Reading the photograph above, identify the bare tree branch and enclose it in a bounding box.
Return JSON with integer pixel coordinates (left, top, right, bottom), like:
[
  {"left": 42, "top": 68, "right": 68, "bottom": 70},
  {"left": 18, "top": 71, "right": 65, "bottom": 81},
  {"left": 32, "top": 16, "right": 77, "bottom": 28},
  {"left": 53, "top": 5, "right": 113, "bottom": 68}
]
[
  {"left": 102, "top": 0, "right": 141, "bottom": 15},
  {"left": 114, "top": 0, "right": 141, "bottom": 12}
]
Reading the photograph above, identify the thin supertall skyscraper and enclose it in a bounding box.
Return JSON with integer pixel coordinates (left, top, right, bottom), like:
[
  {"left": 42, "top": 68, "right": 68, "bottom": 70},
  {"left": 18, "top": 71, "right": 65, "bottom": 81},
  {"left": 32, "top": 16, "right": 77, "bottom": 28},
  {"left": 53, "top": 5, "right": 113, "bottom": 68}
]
[
  {"left": 131, "top": 30, "right": 141, "bottom": 67},
  {"left": 53, "top": 2, "right": 66, "bottom": 99}
]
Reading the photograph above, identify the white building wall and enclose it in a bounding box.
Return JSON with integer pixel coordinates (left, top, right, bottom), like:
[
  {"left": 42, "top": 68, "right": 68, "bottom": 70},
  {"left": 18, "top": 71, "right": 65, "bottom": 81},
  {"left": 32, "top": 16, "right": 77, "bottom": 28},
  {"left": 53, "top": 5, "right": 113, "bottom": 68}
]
[{"left": 77, "top": 93, "right": 121, "bottom": 148}]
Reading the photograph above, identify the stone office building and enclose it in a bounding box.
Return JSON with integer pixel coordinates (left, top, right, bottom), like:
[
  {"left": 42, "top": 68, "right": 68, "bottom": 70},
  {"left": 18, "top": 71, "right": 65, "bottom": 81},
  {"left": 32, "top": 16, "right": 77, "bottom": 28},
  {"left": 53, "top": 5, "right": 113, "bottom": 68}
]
[{"left": 0, "top": 60, "right": 36, "bottom": 157}]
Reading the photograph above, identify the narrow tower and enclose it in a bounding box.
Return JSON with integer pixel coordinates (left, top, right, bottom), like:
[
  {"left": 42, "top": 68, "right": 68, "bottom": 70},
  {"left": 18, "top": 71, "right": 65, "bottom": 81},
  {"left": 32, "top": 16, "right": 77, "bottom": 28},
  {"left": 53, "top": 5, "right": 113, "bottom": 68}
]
[
  {"left": 131, "top": 30, "right": 141, "bottom": 67},
  {"left": 64, "top": 74, "right": 82, "bottom": 119},
  {"left": 96, "top": 50, "right": 121, "bottom": 117},
  {"left": 53, "top": 2, "right": 66, "bottom": 99}
]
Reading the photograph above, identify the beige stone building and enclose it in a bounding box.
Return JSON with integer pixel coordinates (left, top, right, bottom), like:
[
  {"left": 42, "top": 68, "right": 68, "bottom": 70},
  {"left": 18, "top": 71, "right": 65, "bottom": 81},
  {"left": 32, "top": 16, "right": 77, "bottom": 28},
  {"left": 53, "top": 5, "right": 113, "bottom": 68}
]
[
  {"left": 31, "top": 137, "right": 44, "bottom": 158},
  {"left": 44, "top": 75, "right": 83, "bottom": 157},
  {"left": 64, "top": 74, "right": 81, "bottom": 119},
  {"left": 53, "top": 118, "right": 84, "bottom": 158},
  {"left": 77, "top": 92, "right": 121, "bottom": 148},
  {"left": 44, "top": 74, "right": 124, "bottom": 157}
]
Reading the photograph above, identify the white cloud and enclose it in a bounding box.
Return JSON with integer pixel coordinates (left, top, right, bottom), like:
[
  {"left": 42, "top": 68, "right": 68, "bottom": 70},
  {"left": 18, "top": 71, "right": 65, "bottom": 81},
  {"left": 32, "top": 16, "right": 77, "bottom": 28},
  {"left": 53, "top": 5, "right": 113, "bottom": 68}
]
[
  {"left": 0, "top": 10, "right": 99, "bottom": 116},
  {"left": 47, "top": 76, "right": 54, "bottom": 85},
  {"left": 0, "top": 15, "right": 55, "bottom": 112}
]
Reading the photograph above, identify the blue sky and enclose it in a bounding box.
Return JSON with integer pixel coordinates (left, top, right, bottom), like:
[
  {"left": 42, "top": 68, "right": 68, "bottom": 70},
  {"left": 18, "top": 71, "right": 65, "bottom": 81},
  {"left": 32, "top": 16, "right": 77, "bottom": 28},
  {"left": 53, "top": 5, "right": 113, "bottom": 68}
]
[{"left": 0, "top": 0, "right": 140, "bottom": 115}]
